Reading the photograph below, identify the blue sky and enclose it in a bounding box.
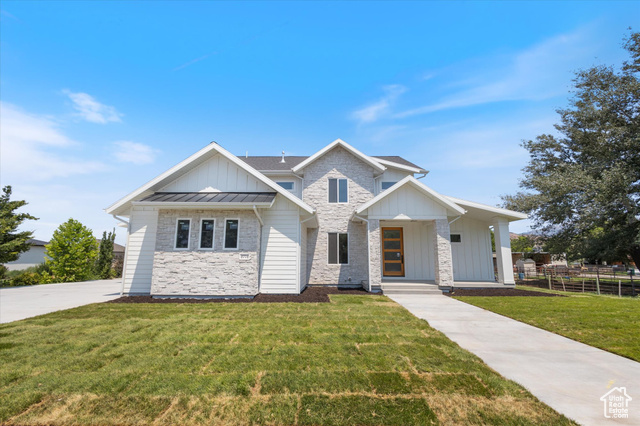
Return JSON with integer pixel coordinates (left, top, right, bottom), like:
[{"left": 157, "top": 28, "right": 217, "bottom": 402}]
[{"left": 1, "top": 1, "right": 638, "bottom": 244}]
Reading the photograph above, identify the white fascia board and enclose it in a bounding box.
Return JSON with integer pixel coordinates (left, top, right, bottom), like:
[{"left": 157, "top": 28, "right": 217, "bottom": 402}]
[
  {"left": 106, "top": 142, "right": 315, "bottom": 216},
  {"left": 355, "top": 176, "right": 466, "bottom": 216},
  {"left": 292, "top": 139, "right": 386, "bottom": 174},
  {"left": 373, "top": 158, "right": 426, "bottom": 174},
  {"left": 445, "top": 196, "right": 528, "bottom": 221}
]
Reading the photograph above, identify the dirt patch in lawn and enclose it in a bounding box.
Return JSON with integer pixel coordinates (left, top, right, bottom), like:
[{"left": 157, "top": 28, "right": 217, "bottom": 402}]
[
  {"left": 446, "top": 288, "right": 565, "bottom": 297},
  {"left": 106, "top": 286, "right": 373, "bottom": 304}
]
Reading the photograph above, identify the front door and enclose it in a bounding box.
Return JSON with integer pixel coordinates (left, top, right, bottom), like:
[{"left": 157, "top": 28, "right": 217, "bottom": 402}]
[{"left": 382, "top": 227, "right": 405, "bottom": 277}]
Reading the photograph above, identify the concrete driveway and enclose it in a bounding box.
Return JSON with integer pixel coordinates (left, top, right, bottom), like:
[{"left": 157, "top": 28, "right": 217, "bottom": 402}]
[
  {"left": 0, "top": 279, "right": 122, "bottom": 323},
  {"left": 389, "top": 293, "right": 640, "bottom": 426}
]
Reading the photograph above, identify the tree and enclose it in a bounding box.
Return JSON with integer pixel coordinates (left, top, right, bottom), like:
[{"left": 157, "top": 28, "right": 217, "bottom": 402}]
[
  {"left": 95, "top": 230, "right": 116, "bottom": 279},
  {"left": 0, "top": 186, "right": 38, "bottom": 264},
  {"left": 45, "top": 219, "right": 98, "bottom": 282},
  {"left": 511, "top": 235, "right": 535, "bottom": 253},
  {"left": 504, "top": 32, "right": 640, "bottom": 266}
]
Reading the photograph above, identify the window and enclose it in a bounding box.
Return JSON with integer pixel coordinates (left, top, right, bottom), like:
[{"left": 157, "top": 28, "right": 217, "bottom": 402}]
[
  {"left": 381, "top": 181, "right": 397, "bottom": 191},
  {"left": 328, "top": 178, "right": 348, "bottom": 203},
  {"left": 200, "top": 219, "right": 215, "bottom": 249},
  {"left": 175, "top": 219, "right": 190, "bottom": 249},
  {"left": 276, "top": 181, "right": 294, "bottom": 191},
  {"left": 451, "top": 234, "right": 462, "bottom": 243},
  {"left": 224, "top": 219, "right": 239, "bottom": 249},
  {"left": 328, "top": 232, "right": 348, "bottom": 264}
]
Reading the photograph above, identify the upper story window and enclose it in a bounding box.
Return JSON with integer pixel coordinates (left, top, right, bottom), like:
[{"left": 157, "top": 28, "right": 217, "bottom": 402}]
[
  {"left": 451, "top": 234, "right": 462, "bottom": 243},
  {"left": 200, "top": 219, "right": 215, "bottom": 249},
  {"left": 328, "top": 178, "right": 348, "bottom": 203},
  {"left": 175, "top": 219, "right": 190, "bottom": 249},
  {"left": 276, "top": 181, "right": 295, "bottom": 191},
  {"left": 381, "top": 181, "right": 397, "bottom": 191},
  {"left": 224, "top": 219, "right": 239, "bottom": 249}
]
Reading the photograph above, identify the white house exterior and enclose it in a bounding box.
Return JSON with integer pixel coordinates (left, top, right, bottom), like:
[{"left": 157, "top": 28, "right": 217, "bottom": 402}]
[{"left": 106, "top": 139, "right": 526, "bottom": 296}]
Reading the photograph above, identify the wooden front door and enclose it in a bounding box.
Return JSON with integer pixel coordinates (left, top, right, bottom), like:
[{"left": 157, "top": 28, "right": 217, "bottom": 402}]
[{"left": 382, "top": 227, "right": 404, "bottom": 277}]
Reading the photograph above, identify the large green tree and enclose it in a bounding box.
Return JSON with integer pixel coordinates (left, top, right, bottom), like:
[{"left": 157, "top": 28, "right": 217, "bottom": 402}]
[
  {"left": 45, "top": 219, "right": 98, "bottom": 282},
  {"left": 0, "top": 186, "right": 38, "bottom": 263},
  {"left": 504, "top": 32, "right": 640, "bottom": 265}
]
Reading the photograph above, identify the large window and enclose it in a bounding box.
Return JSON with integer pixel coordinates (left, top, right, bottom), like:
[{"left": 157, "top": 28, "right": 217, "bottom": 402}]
[
  {"left": 328, "top": 178, "right": 348, "bottom": 203},
  {"left": 381, "top": 181, "right": 397, "bottom": 191},
  {"left": 328, "top": 232, "right": 348, "bottom": 264},
  {"left": 175, "top": 219, "right": 190, "bottom": 249},
  {"left": 200, "top": 219, "right": 215, "bottom": 249},
  {"left": 224, "top": 219, "right": 239, "bottom": 249}
]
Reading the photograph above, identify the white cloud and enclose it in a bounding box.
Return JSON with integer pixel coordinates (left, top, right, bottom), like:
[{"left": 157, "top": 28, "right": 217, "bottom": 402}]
[
  {"left": 63, "top": 90, "right": 123, "bottom": 124},
  {"left": 351, "top": 85, "right": 407, "bottom": 124},
  {"left": 113, "top": 141, "right": 158, "bottom": 165},
  {"left": 0, "top": 102, "right": 107, "bottom": 181},
  {"left": 395, "top": 27, "right": 598, "bottom": 118}
]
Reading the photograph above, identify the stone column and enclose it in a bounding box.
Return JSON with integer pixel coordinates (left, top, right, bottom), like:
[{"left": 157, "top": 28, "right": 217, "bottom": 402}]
[
  {"left": 368, "top": 219, "right": 382, "bottom": 290},
  {"left": 492, "top": 217, "right": 514, "bottom": 284},
  {"left": 433, "top": 219, "right": 454, "bottom": 287}
]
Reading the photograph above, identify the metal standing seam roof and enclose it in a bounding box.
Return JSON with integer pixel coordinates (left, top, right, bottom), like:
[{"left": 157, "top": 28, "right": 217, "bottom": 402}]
[
  {"left": 139, "top": 192, "right": 277, "bottom": 204},
  {"left": 238, "top": 155, "right": 425, "bottom": 172}
]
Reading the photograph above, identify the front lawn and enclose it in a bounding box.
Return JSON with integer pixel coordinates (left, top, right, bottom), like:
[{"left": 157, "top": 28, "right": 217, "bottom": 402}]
[
  {"left": 454, "top": 287, "right": 640, "bottom": 362},
  {"left": 0, "top": 294, "right": 572, "bottom": 425}
]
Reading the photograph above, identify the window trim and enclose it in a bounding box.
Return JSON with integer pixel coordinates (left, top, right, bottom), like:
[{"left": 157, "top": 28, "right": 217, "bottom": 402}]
[
  {"left": 199, "top": 218, "right": 216, "bottom": 250},
  {"left": 328, "top": 178, "right": 349, "bottom": 204},
  {"left": 381, "top": 181, "right": 397, "bottom": 191},
  {"left": 174, "top": 218, "right": 191, "bottom": 250},
  {"left": 275, "top": 181, "right": 295, "bottom": 191},
  {"left": 327, "top": 232, "right": 349, "bottom": 265},
  {"left": 450, "top": 233, "right": 463, "bottom": 244},
  {"left": 223, "top": 218, "right": 240, "bottom": 250}
]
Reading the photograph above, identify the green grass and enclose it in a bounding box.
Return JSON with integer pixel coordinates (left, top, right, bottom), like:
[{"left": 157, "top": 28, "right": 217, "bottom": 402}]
[
  {"left": 454, "top": 286, "right": 640, "bottom": 362},
  {"left": 0, "top": 295, "right": 574, "bottom": 425}
]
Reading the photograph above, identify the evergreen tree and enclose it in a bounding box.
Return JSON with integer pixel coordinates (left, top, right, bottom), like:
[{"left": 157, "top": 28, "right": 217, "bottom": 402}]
[
  {"left": 0, "top": 186, "right": 38, "bottom": 263},
  {"left": 95, "top": 230, "right": 116, "bottom": 279}
]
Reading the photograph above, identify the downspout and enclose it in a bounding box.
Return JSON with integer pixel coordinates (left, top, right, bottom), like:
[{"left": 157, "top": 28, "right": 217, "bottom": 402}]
[
  {"left": 112, "top": 215, "right": 130, "bottom": 296},
  {"left": 253, "top": 205, "right": 264, "bottom": 293},
  {"left": 416, "top": 173, "right": 427, "bottom": 180},
  {"left": 448, "top": 215, "right": 462, "bottom": 226},
  {"left": 354, "top": 214, "right": 372, "bottom": 293},
  {"left": 252, "top": 205, "right": 264, "bottom": 226}
]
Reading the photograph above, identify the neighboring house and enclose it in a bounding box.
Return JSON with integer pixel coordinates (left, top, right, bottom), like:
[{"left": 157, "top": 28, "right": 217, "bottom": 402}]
[
  {"left": 106, "top": 139, "right": 526, "bottom": 297},
  {"left": 4, "top": 239, "right": 48, "bottom": 271}
]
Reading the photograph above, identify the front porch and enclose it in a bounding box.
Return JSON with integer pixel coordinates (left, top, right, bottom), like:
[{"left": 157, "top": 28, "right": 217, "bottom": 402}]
[{"left": 378, "top": 279, "right": 515, "bottom": 294}]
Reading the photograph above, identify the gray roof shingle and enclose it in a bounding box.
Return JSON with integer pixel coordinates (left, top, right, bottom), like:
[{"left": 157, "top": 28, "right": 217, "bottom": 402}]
[{"left": 238, "top": 155, "right": 425, "bottom": 172}]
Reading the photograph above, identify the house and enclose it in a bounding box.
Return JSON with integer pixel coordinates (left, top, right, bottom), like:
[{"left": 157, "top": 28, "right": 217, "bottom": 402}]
[
  {"left": 105, "top": 139, "right": 526, "bottom": 297},
  {"left": 4, "top": 239, "right": 49, "bottom": 271}
]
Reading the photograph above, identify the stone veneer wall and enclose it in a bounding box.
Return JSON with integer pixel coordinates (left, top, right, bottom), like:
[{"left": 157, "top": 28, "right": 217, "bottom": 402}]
[
  {"left": 303, "top": 146, "right": 375, "bottom": 285},
  {"left": 433, "top": 218, "right": 454, "bottom": 286},
  {"left": 151, "top": 209, "right": 260, "bottom": 296},
  {"left": 368, "top": 219, "right": 382, "bottom": 288}
]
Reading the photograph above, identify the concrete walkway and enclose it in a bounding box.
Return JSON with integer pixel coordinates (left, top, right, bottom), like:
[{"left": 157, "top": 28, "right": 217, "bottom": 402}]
[
  {"left": 389, "top": 293, "right": 640, "bottom": 426},
  {"left": 0, "top": 279, "right": 122, "bottom": 323}
]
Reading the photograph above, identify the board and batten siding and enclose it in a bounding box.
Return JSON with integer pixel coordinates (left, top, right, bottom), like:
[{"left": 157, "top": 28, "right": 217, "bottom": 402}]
[
  {"left": 450, "top": 217, "right": 494, "bottom": 281},
  {"left": 375, "top": 169, "right": 411, "bottom": 195},
  {"left": 122, "top": 206, "right": 158, "bottom": 294},
  {"left": 259, "top": 196, "right": 301, "bottom": 294},
  {"left": 367, "top": 185, "right": 448, "bottom": 220},
  {"left": 160, "top": 153, "right": 272, "bottom": 193}
]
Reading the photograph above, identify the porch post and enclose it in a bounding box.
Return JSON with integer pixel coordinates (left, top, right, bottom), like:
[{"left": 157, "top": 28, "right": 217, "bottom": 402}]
[
  {"left": 492, "top": 217, "right": 514, "bottom": 284},
  {"left": 433, "top": 219, "right": 454, "bottom": 287},
  {"left": 368, "top": 219, "right": 382, "bottom": 290}
]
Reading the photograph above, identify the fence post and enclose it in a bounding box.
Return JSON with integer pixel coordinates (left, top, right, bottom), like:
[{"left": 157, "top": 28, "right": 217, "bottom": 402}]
[
  {"left": 582, "top": 279, "right": 585, "bottom": 293},
  {"left": 596, "top": 267, "right": 601, "bottom": 295},
  {"left": 619, "top": 280, "right": 622, "bottom": 298},
  {"left": 560, "top": 275, "right": 566, "bottom": 292},
  {"left": 548, "top": 275, "right": 552, "bottom": 290}
]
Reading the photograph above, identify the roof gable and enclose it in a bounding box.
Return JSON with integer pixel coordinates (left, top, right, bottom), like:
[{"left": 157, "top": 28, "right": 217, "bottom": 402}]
[
  {"left": 356, "top": 176, "right": 466, "bottom": 218},
  {"left": 292, "top": 139, "right": 386, "bottom": 174},
  {"left": 106, "top": 143, "right": 315, "bottom": 216}
]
